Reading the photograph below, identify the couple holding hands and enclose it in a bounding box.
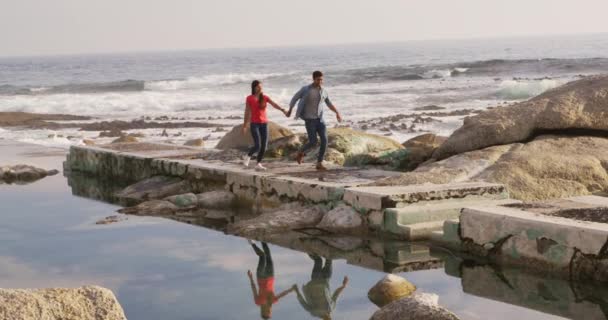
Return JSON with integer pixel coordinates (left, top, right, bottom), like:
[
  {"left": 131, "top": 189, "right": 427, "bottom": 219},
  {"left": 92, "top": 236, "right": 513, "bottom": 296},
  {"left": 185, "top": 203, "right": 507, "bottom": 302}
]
[{"left": 242, "top": 70, "right": 342, "bottom": 171}]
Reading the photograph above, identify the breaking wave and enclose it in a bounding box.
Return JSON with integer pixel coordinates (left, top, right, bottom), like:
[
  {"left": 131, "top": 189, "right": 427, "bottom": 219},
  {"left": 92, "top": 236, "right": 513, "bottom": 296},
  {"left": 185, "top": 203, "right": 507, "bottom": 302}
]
[{"left": 497, "top": 79, "right": 561, "bottom": 100}]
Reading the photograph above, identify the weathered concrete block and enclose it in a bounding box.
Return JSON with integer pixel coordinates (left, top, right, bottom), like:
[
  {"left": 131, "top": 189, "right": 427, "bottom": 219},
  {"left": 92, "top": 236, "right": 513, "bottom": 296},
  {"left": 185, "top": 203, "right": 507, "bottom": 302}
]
[{"left": 344, "top": 182, "right": 508, "bottom": 211}]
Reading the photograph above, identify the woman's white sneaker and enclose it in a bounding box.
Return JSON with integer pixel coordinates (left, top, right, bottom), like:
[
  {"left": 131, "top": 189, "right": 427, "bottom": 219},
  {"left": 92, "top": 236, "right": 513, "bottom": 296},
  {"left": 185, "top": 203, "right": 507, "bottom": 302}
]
[
  {"left": 242, "top": 155, "right": 250, "bottom": 168},
  {"left": 255, "top": 163, "right": 267, "bottom": 171}
]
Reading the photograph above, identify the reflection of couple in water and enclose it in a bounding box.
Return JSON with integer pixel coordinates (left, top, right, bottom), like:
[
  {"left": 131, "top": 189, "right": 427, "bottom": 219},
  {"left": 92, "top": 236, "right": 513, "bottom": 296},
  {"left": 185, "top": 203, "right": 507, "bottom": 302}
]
[{"left": 247, "top": 240, "right": 349, "bottom": 319}]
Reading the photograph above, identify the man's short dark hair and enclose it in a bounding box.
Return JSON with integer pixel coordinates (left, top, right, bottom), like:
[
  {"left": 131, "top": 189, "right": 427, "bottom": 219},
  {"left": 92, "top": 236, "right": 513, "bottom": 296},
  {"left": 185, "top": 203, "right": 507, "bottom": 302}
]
[{"left": 312, "top": 71, "right": 323, "bottom": 79}]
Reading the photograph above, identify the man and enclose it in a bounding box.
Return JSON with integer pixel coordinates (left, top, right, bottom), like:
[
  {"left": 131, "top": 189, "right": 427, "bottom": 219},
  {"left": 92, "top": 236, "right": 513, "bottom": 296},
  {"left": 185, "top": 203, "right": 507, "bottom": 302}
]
[
  {"left": 288, "top": 71, "right": 342, "bottom": 171},
  {"left": 294, "top": 254, "right": 349, "bottom": 320}
]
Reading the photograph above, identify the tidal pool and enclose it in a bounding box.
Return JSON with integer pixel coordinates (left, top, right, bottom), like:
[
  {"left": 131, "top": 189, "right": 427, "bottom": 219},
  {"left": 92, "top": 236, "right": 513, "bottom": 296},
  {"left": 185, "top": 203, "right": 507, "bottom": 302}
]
[{"left": 0, "top": 141, "right": 605, "bottom": 320}]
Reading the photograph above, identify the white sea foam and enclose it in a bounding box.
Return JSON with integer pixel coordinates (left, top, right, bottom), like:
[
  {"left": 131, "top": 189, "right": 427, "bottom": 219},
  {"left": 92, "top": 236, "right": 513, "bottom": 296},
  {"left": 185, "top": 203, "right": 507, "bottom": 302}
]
[
  {"left": 497, "top": 79, "right": 560, "bottom": 100},
  {"left": 144, "top": 72, "right": 290, "bottom": 91},
  {"left": 422, "top": 69, "right": 453, "bottom": 79}
]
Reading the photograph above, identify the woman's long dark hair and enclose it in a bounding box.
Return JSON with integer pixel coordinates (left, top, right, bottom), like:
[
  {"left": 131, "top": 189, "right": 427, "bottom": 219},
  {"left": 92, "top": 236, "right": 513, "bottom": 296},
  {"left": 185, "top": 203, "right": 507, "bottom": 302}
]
[{"left": 251, "top": 80, "right": 266, "bottom": 108}]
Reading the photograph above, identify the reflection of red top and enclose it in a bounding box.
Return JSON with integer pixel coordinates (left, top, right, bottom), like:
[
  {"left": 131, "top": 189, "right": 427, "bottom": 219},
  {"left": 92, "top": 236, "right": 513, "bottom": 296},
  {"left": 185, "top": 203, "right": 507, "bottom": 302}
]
[
  {"left": 247, "top": 94, "right": 269, "bottom": 124},
  {"left": 256, "top": 277, "right": 278, "bottom": 306}
]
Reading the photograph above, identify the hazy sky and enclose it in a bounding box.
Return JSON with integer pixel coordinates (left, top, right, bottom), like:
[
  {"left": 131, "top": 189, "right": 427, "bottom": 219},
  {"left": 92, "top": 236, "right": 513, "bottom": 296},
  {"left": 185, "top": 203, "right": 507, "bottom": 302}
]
[{"left": 1, "top": 0, "right": 608, "bottom": 56}]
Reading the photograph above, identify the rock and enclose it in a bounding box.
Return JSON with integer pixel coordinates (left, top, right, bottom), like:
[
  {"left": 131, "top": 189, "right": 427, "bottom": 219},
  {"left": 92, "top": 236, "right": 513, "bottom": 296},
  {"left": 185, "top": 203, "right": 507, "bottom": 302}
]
[
  {"left": 0, "top": 285, "right": 127, "bottom": 320},
  {"left": 115, "top": 176, "right": 191, "bottom": 202},
  {"left": 228, "top": 205, "right": 325, "bottom": 237},
  {"left": 374, "top": 134, "right": 608, "bottom": 201},
  {"left": 111, "top": 135, "right": 139, "bottom": 144},
  {"left": 184, "top": 138, "right": 204, "bottom": 147},
  {"left": 164, "top": 193, "right": 198, "bottom": 208},
  {"left": 317, "top": 204, "right": 363, "bottom": 231},
  {"left": 401, "top": 133, "right": 448, "bottom": 170},
  {"left": 216, "top": 122, "right": 294, "bottom": 150},
  {"left": 434, "top": 75, "right": 608, "bottom": 160},
  {"left": 161, "top": 129, "right": 169, "bottom": 137},
  {"left": 0, "top": 165, "right": 59, "bottom": 184},
  {"left": 118, "top": 199, "right": 179, "bottom": 216},
  {"left": 196, "top": 191, "right": 237, "bottom": 209},
  {"left": 266, "top": 134, "right": 303, "bottom": 158},
  {"left": 370, "top": 292, "right": 460, "bottom": 320},
  {"left": 328, "top": 128, "right": 404, "bottom": 166},
  {"left": 95, "top": 215, "right": 127, "bottom": 225},
  {"left": 83, "top": 139, "right": 96, "bottom": 146},
  {"left": 368, "top": 274, "right": 417, "bottom": 307}
]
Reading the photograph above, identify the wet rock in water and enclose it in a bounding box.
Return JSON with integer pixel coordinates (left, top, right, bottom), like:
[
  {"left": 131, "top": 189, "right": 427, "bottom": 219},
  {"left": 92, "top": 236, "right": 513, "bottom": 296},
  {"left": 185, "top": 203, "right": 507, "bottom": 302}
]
[
  {"left": 196, "top": 191, "right": 237, "bottom": 209},
  {"left": 317, "top": 204, "right": 363, "bottom": 232},
  {"left": 0, "top": 165, "right": 59, "bottom": 184},
  {"left": 118, "top": 199, "right": 179, "bottom": 216},
  {"left": 164, "top": 193, "right": 198, "bottom": 208},
  {"left": 111, "top": 135, "right": 139, "bottom": 144},
  {"left": 83, "top": 139, "right": 96, "bottom": 146},
  {"left": 115, "top": 176, "right": 191, "bottom": 202},
  {"left": 184, "top": 138, "right": 205, "bottom": 147},
  {"left": 228, "top": 205, "right": 325, "bottom": 237},
  {"left": 216, "top": 122, "right": 294, "bottom": 150},
  {"left": 413, "top": 105, "right": 445, "bottom": 111},
  {"left": 0, "top": 285, "right": 127, "bottom": 320},
  {"left": 368, "top": 274, "right": 417, "bottom": 307},
  {"left": 161, "top": 129, "right": 169, "bottom": 137},
  {"left": 370, "top": 292, "right": 460, "bottom": 320},
  {"left": 96, "top": 215, "right": 128, "bottom": 225},
  {"left": 434, "top": 75, "right": 608, "bottom": 160}
]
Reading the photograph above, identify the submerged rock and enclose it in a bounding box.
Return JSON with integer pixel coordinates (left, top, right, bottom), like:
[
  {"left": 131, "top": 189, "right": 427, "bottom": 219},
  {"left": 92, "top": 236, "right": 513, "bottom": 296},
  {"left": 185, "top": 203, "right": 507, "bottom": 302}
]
[
  {"left": 95, "top": 215, "right": 128, "bottom": 225},
  {"left": 368, "top": 274, "right": 417, "bottom": 307},
  {"left": 434, "top": 75, "right": 608, "bottom": 160},
  {"left": 118, "top": 199, "right": 179, "bottom": 215},
  {"left": 0, "top": 285, "right": 127, "bottom": 320},
  {"left": 228, "top": 205, "right": 324, "bottom": 237},
  {"left": 196, "top": 191, "right": 237, "bottom": 209},
  {"left": 115, "top": 176, "right": 191, "bottom": 202},
  {"left": 164, "top": 193, "right": 198, "bottom": 208},
  {"left": 370, "top": 292, "right": 460, "bottom": 320},
  {"left": 317, "top": 204, "right": 363, "bottom": 232},
  {"left": 216, "top": 122, "right": 294, "bottom": 150},
  {"left": 0, "top": 165, "right": 58, "bottom": 184}
]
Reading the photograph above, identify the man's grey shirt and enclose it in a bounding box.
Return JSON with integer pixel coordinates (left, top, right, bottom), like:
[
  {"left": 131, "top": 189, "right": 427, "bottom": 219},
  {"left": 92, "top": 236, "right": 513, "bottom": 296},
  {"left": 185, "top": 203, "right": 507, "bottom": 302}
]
[
  {"left": 302, "top": 86, "right": 321, "bottom": 120},
  {"left": 289, "top": 84, "right": 334, "bottom": 122}
]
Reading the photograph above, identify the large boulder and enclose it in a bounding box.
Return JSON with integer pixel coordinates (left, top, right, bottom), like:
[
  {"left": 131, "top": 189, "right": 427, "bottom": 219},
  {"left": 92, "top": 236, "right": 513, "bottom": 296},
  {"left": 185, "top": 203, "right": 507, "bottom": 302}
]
[
  {"left": 368, "top": 274, "right": 417, "bottom": 307},
  {"left": 402, "top": 134, "right": 448, "bottom": 170},
  {"left": 115, "top": 176, "right": 191, "bottom": 203},
  {"left": 227, "top": 204, "right": 325, "bottom": 237},
  {"left": 328, "top": 128, "right": 403, "bottom": 158},
  {"left": 196, "top": 191, "right": 237, "bottom": 209},
  {"left": 0, "top": 165, "right": 59, "bottom": 184},
  {"left": 216, "top": 122, "right": 293, "bottom": 150},
  {"left": 434, "top": 75, "right": 608, "bottom": 160},
  {"left": 317, "top": 204, "right": 363, "bottom": 232},
  {"left": 0, "top": 285, "right": 126, "bottom": 320},
  {"left": 373, "top": 134, "right": 608, "bottom": 201},
  {"left": 370, "top": 292, "right": 460, "bottom": 320}
]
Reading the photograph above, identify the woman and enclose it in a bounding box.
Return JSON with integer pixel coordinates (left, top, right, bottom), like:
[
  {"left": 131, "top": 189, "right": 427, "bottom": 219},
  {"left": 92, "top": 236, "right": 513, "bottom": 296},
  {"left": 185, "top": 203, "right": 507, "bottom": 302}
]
[
  {"left": 247, "top": 240, "right": 296, "bottom": 319},
  {"left": 242, "top": 80, "right": 288, "bottom": 170}
]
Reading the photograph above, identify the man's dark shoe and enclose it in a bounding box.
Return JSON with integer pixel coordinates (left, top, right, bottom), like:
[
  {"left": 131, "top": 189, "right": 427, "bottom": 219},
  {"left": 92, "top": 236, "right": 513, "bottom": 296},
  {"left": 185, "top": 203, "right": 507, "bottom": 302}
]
[
  {"left": 296, "top": 152, "right": 305, "bottom": 164},
  {"left": 316, "top": 162, "right": 328, "bottom": 171}
]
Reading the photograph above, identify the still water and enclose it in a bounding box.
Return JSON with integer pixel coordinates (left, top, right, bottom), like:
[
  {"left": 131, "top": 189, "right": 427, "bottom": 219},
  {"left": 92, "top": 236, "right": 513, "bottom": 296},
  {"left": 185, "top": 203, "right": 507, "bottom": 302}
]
[{"left": 1, "top": 141, "right": 606, "bottom": 320}]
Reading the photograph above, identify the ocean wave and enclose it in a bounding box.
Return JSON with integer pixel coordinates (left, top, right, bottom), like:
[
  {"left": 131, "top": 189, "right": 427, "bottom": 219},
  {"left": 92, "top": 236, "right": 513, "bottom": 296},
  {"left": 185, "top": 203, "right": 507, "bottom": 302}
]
[
  {"left": 335, "top": 57, "right": 608, "bottom": 84},
  {"left": 0, "top": 72, "right": 292, "bottom": 96},
  {"left": 497, "top": 79, "right": 560, "bottom": 100}
]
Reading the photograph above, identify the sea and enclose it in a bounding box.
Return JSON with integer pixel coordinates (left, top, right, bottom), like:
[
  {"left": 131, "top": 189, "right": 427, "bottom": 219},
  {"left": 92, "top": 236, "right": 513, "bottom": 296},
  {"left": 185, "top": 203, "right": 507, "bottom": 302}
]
[{"left": 1, "top": 33, "right": 608, "bottom": 146}]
